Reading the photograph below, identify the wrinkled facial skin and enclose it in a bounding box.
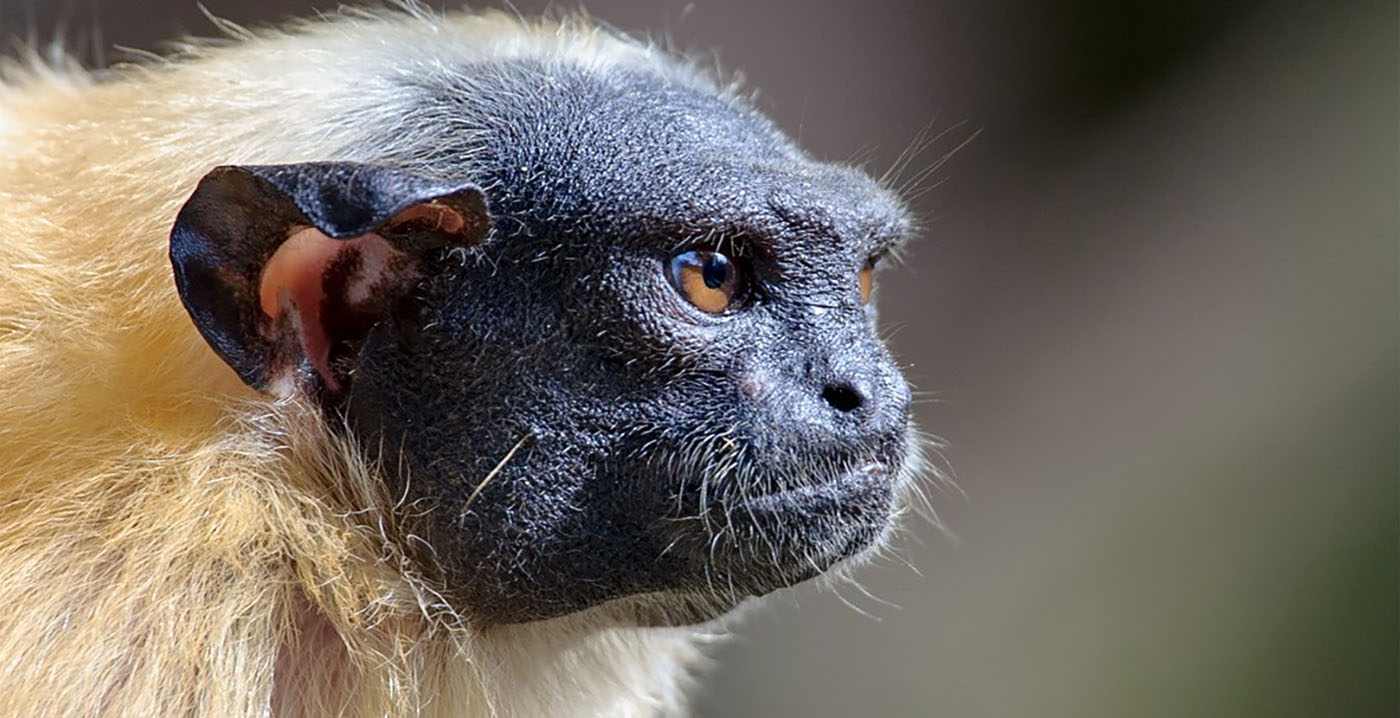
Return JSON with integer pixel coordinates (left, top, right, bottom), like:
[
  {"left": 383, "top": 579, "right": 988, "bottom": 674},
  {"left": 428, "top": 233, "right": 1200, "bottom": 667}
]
[{"left": 346, "top": 66, "right": 915, "bottom": 626}]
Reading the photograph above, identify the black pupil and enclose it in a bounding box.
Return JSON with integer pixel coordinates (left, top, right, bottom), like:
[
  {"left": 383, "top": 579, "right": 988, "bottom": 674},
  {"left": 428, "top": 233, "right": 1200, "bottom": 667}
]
[{"left": 702, "top": 253, "right": 729, "bottom": 289}]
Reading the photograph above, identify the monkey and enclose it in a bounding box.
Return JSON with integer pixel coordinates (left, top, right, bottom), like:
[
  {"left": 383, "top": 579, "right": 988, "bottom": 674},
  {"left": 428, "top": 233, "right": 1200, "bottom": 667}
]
[{"left": 0, "top": 5, "right": 922, "bottom": 717}]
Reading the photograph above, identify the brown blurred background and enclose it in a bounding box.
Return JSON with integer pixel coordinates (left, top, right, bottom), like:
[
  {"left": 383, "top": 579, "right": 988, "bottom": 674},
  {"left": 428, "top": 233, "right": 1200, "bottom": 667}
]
[{"left": 3, "top": 1, "right": 1394, "bottom": 716}]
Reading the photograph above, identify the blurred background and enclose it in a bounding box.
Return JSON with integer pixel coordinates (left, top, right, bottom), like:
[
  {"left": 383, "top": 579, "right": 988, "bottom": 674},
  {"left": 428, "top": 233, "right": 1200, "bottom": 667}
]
[{"left": 3, "top": 0, "right": 1394, "bottom": 715}]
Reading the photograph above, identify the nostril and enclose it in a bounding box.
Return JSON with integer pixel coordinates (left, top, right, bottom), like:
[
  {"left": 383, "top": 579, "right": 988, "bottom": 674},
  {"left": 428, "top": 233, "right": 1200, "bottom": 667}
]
[{"left": 821, "top": 383, "right": 864, "bottom": 413}]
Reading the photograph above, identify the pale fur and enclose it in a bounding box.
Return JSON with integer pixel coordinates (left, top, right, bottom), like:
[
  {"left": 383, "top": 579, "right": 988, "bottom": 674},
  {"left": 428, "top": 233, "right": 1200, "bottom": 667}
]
[{"left": 0, "top": 7, "right": 718, "bottom": 717}]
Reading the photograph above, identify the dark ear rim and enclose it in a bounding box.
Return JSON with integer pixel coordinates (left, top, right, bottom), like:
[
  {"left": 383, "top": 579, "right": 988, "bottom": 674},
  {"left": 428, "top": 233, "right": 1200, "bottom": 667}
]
[{"left": 169, "top": 162, "right": 490, "bottom": 391}]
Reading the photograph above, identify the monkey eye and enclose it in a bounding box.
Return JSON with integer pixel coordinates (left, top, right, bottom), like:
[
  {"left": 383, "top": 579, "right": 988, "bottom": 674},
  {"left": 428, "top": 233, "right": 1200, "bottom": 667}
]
[
  {"left": 859, "top": 258, "right": 876, "bottom": 305},
  {"left": 668, "top": 249, "right": 747, "bottom": 314}
]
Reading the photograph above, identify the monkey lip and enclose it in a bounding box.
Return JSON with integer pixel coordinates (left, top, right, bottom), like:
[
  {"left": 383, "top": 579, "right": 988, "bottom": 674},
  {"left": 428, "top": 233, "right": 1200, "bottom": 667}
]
[
  {"left": 739, "top": 461, "right": 893, "bottom": 514},
  {"left": 657, "top": 458, "right": 905, "bottom": 605}
]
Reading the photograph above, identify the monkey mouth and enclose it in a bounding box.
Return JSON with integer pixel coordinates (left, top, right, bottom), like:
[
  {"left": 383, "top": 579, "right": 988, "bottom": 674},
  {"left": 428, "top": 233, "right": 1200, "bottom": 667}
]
[
  {"left": 739, "top": 461, "right": 891, "bottom": 514},
  {"left": 676, "top": 457, "right": 900, "bottom": 586},
  {"left": 735, "top": 459, "right": 897, "bottom": 559}
]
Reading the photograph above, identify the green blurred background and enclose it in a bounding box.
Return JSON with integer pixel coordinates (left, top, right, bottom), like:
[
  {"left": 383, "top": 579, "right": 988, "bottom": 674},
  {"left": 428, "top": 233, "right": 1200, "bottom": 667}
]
[{"left": 3, "top": 1, "right": 1394, "bottom": 715}]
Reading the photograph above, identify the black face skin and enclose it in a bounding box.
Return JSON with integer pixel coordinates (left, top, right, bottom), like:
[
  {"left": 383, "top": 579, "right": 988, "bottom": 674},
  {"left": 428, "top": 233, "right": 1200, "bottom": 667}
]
[
  {"left": 173, "top": 61, "right": 915, "bottom": 627},
  {"left": 349, "top": 64, "right": 915, "bottom": 625}
]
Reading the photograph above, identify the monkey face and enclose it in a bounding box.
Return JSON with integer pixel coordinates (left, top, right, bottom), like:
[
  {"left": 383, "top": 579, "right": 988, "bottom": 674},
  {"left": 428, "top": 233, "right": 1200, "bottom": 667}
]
[{"left": 172, "top": 65, "right": 916, "bottom": 626}]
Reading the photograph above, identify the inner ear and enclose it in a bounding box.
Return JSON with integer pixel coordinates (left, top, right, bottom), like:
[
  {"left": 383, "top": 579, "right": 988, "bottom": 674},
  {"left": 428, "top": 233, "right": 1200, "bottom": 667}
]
[
  {"left": 258, "top": 207, "right": 467, "bottom": 395},
  {"left": 170, "top": 163, "right": 490, "bottom": 400}
]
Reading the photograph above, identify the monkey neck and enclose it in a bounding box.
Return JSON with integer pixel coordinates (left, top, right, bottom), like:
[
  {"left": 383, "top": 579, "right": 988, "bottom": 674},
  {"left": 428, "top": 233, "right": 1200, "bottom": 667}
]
[{"left": 272, "top": 596, "right": 708, "bottom": 718}]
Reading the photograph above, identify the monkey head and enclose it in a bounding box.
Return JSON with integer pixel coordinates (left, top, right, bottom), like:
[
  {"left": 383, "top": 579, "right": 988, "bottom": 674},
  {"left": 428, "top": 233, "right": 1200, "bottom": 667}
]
[{"left": 171, "top": 63, "right": 915, "bottom": 626}]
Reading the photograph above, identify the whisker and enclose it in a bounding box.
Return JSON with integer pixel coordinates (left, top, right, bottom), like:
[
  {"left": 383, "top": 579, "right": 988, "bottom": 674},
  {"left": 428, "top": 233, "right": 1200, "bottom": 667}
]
[{"left": 457, "top": 431, "right": 532, "bottom": 520}]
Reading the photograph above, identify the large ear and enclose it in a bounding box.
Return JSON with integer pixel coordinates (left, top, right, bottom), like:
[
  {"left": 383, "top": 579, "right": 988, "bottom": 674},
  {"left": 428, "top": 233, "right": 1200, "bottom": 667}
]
[{"left": 170, "top": 162, "right": 490, "bottom": 398}]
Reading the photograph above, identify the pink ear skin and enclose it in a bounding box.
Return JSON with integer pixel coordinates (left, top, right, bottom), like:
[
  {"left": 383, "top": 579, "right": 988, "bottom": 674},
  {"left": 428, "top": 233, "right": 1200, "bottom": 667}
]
[
  {"left": 390, "top": 203, "right": 468, "bottom": 235},
  {"left": 257, "top": 204, "right": 470, "bottom": 395}
]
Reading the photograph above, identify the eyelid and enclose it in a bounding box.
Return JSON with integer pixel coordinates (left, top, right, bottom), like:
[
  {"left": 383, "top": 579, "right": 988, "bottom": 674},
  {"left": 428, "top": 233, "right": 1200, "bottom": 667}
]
[{"left": 673, "top": 234, "right": 756, "bottom": 259}]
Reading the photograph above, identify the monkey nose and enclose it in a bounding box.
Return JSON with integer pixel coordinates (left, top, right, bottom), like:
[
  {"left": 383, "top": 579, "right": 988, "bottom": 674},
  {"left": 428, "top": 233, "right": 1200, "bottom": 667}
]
[
  {"left": 752, "top": 348, "right": 910, "bottom": 439},
  {"left": 813, "top": 363, "right": 909, "bottom": 436},
  {"left": 821, "top": 381, "right": 865, "bottom": 414}
]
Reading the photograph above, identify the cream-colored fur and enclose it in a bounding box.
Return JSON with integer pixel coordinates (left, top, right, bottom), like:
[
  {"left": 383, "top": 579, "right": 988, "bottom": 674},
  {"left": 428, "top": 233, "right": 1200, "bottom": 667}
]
[{"left": 0, "top": 7, "right": 717, "bottom": 717}]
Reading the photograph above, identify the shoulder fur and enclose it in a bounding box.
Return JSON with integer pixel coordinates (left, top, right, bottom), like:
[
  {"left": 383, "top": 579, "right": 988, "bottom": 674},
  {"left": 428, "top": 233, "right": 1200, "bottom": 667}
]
[{"left": 0, "top": 6, "right": 721, "bottom": 717}]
